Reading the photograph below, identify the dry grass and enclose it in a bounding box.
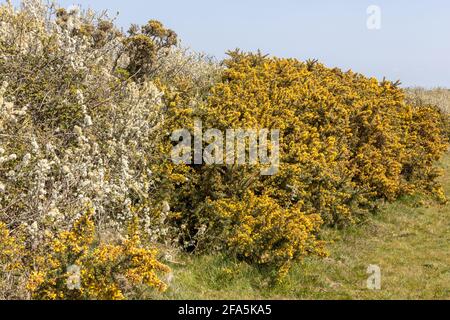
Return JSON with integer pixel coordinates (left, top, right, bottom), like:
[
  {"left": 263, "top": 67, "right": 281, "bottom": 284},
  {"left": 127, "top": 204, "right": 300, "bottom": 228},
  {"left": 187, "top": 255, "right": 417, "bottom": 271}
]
[{"left": 406, "top": 87, "right": 450, "bottom": 114}]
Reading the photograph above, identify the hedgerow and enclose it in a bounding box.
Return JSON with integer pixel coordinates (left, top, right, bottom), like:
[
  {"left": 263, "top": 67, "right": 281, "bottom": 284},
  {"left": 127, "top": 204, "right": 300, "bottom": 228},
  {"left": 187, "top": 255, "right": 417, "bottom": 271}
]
[
  {"left": 157, "top": 51, "right": 448, "bottom": 278},
  {"left": 1, "top": 0, "right": 448, "bottom": 294},
  {"left": 0, "top": 0, "right": 186, "bottom": 297}
]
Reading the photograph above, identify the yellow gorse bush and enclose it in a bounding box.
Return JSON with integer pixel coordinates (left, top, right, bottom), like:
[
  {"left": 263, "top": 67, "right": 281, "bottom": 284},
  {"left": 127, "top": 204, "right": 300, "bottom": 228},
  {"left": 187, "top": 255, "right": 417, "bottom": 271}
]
[
  {"left": 0, "top": 223, "right": 25, "bottom": 270},
  {"left": 157, "top": 51, "right": 448, "bottom": 277},
  {"left": 1, "top": 210, "right": 169, "bottom": 300},
  {"left": 212, "top": 192, "right": 327, "bottom": 279},
  {"left": 0, "top": 222, "right": 27, "bottom": 299},
  {"left": 27, "top": 211, "right": 170, "bottom": 300}
]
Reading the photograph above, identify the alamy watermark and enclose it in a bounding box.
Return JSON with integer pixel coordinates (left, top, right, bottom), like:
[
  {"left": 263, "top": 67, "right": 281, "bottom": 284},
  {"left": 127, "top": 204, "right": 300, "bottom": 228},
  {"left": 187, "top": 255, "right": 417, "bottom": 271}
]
[
  {"left": 171, "top": 119, "right": 280, "bottom": 176},
  {"left": 367, "top": 5, "right": 382, "bottom": 30},
  {"left": 66, "top": 264, "right": 81, "bottom": 290},
  {"left": 366, "top": 264, "right": 381, "bottom": 290}
]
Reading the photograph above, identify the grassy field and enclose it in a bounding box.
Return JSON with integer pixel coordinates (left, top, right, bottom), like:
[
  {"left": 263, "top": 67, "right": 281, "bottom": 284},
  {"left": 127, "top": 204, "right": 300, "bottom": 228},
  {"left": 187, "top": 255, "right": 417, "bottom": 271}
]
[{"left": 151, "top": 153, "right": 450, "bottom": 300}]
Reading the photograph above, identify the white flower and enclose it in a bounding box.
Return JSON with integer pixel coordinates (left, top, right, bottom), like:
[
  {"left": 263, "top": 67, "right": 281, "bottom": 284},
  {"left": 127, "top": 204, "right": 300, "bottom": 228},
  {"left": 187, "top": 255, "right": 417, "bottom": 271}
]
[
  {"left": 74, "top": 125, "right": 83, "bottom": 136},
  {"left": 62, "top": 165, "right": 71, "bottom": 174},
  {"left": 197, "top": 224, "right": 207, "bottom": 236},
  {"left": 4, "top": 101, "right": 14, "bottom": 111},
  {"left": 29, "top": 221, "right": 39, "bottom": 236},
  {"left": 22, "top": 153, "right": 31, "bottom": 166},
  {"left": 46, "top": 143, "right": 55, "bottom": 153},
  {"left": 31, "top": 137, "right": 40, "bottom": 153},
  {"left": 84, "top": 115, "right": 93, "bottom": 127},
  {"left": 14, "top": 106, "right": 27, "bottom": 116},
  {"left": 1, "top": 81, "right": 8, "bottom": 93},
  {"left": 48, "top": 206, "right": 61, "bottom": 219},
  {"left": 0, "top": 182, "right": 5, "bottom": 193},
  {"left": 162, "top": 201, "right": 170, "bottom": 213},
  {"left": 81, "top": 180, "right": 90, "bottom": 188},
  {"left": 37, "top": 159, "right": 51, "bottom": 172},
  {"left": 76, "top": 90, "right": 85, "bottom": 104}
]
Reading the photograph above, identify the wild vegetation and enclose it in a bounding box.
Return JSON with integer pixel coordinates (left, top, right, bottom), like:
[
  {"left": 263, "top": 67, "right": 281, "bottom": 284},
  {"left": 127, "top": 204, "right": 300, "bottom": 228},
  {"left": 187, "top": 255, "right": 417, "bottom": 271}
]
[
  {"left": 152, "top": 153, "right": 450, "bottom": 300},
  {"left": 407, "top": 87, "right": 450, "bottom": 114},
  {"left": 0, "top": 1, "right": 448, "bottom": 299}
]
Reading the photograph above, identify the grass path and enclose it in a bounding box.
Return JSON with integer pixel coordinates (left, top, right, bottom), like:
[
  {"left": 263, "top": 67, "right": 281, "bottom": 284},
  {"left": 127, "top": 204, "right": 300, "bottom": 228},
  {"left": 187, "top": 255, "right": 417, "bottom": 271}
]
[{"left": 156, "top": 154, "right": 450, "bottom": 300}]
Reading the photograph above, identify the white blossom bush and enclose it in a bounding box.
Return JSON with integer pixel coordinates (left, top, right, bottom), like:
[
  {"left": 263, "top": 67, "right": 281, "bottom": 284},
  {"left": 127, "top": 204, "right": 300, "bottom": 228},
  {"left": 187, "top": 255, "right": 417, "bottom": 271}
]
[
  {"left": 0, "top": 0, "right": 220, "bottom": 247},
  {"left": 0, "top": 0, "right": 121, "bottom": 130},
  {"left": 155, "top": 45, "right": 222, "bottom": 96},
  {"left": 0, "top": 80, "right": 171, "bottom": 239},
  {"left": 1, "top": 1, "right": 221, "bottom": 298}
]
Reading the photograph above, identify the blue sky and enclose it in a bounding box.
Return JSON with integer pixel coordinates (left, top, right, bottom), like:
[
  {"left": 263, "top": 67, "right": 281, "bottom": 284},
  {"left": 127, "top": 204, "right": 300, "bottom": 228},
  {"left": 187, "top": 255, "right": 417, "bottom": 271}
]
[{"left": 12, "top": 0, "right": 450, "bottom": 87}]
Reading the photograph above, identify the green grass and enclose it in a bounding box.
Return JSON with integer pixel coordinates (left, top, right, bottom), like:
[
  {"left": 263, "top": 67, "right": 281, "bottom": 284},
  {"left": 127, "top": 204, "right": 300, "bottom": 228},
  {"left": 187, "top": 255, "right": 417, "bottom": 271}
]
[{"left": 152, "top": 153, "right": 450, "bottom": 300}]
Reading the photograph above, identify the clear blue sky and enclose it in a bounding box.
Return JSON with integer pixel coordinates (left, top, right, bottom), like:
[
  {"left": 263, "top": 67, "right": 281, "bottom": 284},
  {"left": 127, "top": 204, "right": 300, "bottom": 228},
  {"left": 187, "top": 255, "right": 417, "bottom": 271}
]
[{"left": 13, "top": 0, "right": 450, "bottom": 87}]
